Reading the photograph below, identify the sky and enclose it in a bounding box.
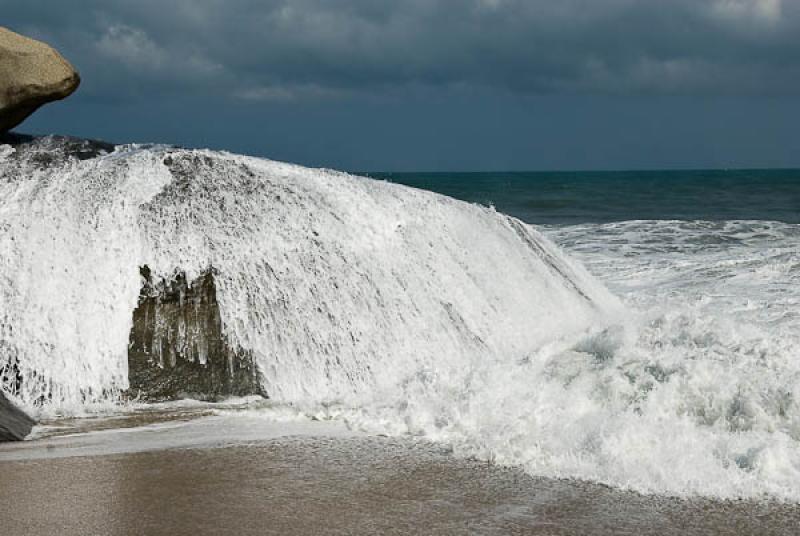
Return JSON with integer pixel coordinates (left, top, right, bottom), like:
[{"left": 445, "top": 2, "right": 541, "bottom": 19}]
[{"left": 3, "top": 0, "right": 800, "bottom": 171}]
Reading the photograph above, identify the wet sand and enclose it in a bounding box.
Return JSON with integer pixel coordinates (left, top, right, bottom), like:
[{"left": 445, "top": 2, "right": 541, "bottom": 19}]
[{"left": 2, "top": 436, "right": 798, "bottom": 536}]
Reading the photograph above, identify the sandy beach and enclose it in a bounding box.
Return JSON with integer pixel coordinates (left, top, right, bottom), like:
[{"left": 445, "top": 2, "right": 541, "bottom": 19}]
[{"left": 2, "top": 429, "right": 798, "bottom": 536}]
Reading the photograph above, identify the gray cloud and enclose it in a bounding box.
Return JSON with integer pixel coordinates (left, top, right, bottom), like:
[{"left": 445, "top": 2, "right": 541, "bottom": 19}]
[{"left": 3, "top": 0, "right": 800, "bottom": 101}]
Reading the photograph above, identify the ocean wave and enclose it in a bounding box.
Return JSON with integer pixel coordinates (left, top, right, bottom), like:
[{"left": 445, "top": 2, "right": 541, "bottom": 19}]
[{"left": 2, "top": 140, "right": 799, "bottom": 500}]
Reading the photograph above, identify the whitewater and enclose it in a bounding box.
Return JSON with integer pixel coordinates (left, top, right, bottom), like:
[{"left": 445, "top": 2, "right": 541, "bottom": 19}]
[{"left": 1, "top": 138, "right": 799, "bottom": 501}]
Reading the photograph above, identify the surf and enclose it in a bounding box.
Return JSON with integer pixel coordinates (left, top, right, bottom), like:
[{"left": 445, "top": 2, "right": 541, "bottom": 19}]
[{"left": 2, "top": 136, "right": 799, "bottom": 501}]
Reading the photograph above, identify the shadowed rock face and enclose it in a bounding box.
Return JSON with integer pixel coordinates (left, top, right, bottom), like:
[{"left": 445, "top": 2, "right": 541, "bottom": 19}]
[
  {"left": 0, "top": 390, "right": 35, "bottom": 441},
  {"left": 127, "top": 267, "right": 265, "bottom": 401},
  {"left": 0, "top": 27, "right": 80, "bottom": 132}
]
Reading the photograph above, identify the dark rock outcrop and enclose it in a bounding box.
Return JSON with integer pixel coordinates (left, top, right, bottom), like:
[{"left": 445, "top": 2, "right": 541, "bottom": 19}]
[
  {"left": 0, "top": 132, "right": 115, "bottom": 163},
  {"left": 127, "top": 267, "right": 265, "bottom": 401},
  {"left": 0, "top": 390, "right": 35, "bottom": 441},
  {"left": 0, "top": 27, "right": 80, "bottom": 132}
]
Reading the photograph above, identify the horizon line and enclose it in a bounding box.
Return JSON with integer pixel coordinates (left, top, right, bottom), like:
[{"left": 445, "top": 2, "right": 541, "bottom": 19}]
[{"left": 355, "top": 166, "right": 800, "bottom": 175}]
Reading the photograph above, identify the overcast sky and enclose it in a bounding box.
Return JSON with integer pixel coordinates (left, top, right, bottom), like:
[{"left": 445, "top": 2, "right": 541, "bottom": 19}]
[{"left": 4, "top": 0, "right": 799, "bottom": 170}]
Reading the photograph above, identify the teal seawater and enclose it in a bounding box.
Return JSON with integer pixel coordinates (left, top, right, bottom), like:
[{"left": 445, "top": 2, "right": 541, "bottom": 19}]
[{"left": 365, "top": 170, "right": 800, "bottom": 224}]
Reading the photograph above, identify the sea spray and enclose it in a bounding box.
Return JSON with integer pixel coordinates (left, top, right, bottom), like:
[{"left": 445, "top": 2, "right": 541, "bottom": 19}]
[
  {"left": 3, "top": 137, "right": 800, "bottom": 500},
  {"left": 0, "top": 137, "right": 615, "bottom": 409},
  {"left": 344, "top": 221, "right": 800, "bottom": 499}
]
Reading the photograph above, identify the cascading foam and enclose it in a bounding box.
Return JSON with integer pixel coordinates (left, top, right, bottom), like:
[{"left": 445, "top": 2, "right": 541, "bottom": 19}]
[
  {"left": 0, "top": 137, "right": 614, "bottom": 408},
  {"left": 3, "top": 137, "right": 799, "bottom": 501}
]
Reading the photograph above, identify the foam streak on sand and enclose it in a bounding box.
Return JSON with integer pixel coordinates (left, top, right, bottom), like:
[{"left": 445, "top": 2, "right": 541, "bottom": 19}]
[{"left": 2, "top": 138, "right": 800, "bottom": 501}]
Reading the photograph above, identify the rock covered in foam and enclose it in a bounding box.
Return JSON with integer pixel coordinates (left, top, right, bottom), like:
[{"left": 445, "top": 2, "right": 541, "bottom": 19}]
[
  {"left": 0, "top": 134, "right": 616, "bottom": 410},
  {"left": 0, "top": 390, "right": 34, "bottom": 441},
  {"left": 0, "top": 132, "right": 115, "bottom": 162},
  {"left": 0, "top": 27, "right": 80, "bottom": 132}
]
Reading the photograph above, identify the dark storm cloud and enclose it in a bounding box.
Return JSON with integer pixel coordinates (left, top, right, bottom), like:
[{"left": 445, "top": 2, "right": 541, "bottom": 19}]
[{"left": 3, "top": 0, "right": 799, "bottom": 100}]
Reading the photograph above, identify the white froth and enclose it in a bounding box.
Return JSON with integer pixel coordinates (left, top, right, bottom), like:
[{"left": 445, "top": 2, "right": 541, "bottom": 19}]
[
  {"left": 2, "top": 142, "right": 799, "bottom": 501},
  {"left": 0, "top": 142, "right": 612, "bottom": 409}
]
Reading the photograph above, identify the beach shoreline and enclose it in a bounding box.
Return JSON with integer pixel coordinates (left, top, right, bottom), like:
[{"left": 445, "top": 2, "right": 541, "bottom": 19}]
[{"left": 2, "top": 433, "right": 798, "bottom": 536}]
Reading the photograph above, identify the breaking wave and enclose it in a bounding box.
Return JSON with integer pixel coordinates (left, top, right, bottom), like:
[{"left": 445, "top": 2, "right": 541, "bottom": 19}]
[{"left": 2, "top": 138, "right": 799, "bottom": 500}]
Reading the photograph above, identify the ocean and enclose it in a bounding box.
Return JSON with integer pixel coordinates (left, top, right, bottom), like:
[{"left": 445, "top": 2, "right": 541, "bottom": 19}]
[
  {"left": 368, "top": 169, "right": 800, "bottom": 224},
  {"left": 2, "top": 140, "right": 800, "bottom": 517}
]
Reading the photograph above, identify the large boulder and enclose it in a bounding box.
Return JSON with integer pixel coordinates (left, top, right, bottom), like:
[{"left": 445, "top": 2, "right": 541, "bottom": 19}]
[
  {"left": 0, "top": 27, "right": 80, "bottom": 133},
  {"left": 0, "top": 390, "right": 35, "bottom": 441}
]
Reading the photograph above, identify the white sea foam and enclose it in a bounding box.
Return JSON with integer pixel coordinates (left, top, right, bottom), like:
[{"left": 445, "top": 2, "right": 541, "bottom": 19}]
[
  {"left": 0, "top": 141, "right": 613, "bottom": 407},
  {"left": 0, "top": 410, "right": 351, "bottom": 462},
  {"left": 2, "top": 141, "right": 799, "bottom": 500}
]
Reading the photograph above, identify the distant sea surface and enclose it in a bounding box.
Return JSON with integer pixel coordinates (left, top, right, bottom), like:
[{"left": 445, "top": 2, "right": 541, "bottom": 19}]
[{"left": 367, "top": 169, "right": 800, "bottom": 224}]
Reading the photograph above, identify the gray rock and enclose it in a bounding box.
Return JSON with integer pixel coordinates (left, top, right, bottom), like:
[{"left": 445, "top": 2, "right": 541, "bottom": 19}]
[
  {"left": 127, "top": 267, "right": 265, "bottom": 401},
  {"left": 0, "top": 390, "right": 35, "bottom": 441},
  {"left": 0, "top": 27, "right": 80, "bottom": 133}
]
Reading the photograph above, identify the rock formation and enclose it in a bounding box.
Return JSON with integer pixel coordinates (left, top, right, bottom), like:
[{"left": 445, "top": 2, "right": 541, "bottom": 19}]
[
  {"left": 127, "top": 267, "right": 265, "bottom": 401},
  {"left": 1, "top": 135, "right": 263, "bottom": 405},
  {"left": 0, "top": 390, "right": 35, "bottom": 441},
  {"left": 0, "top": 27, "right": 80, "bottom": 132}
]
